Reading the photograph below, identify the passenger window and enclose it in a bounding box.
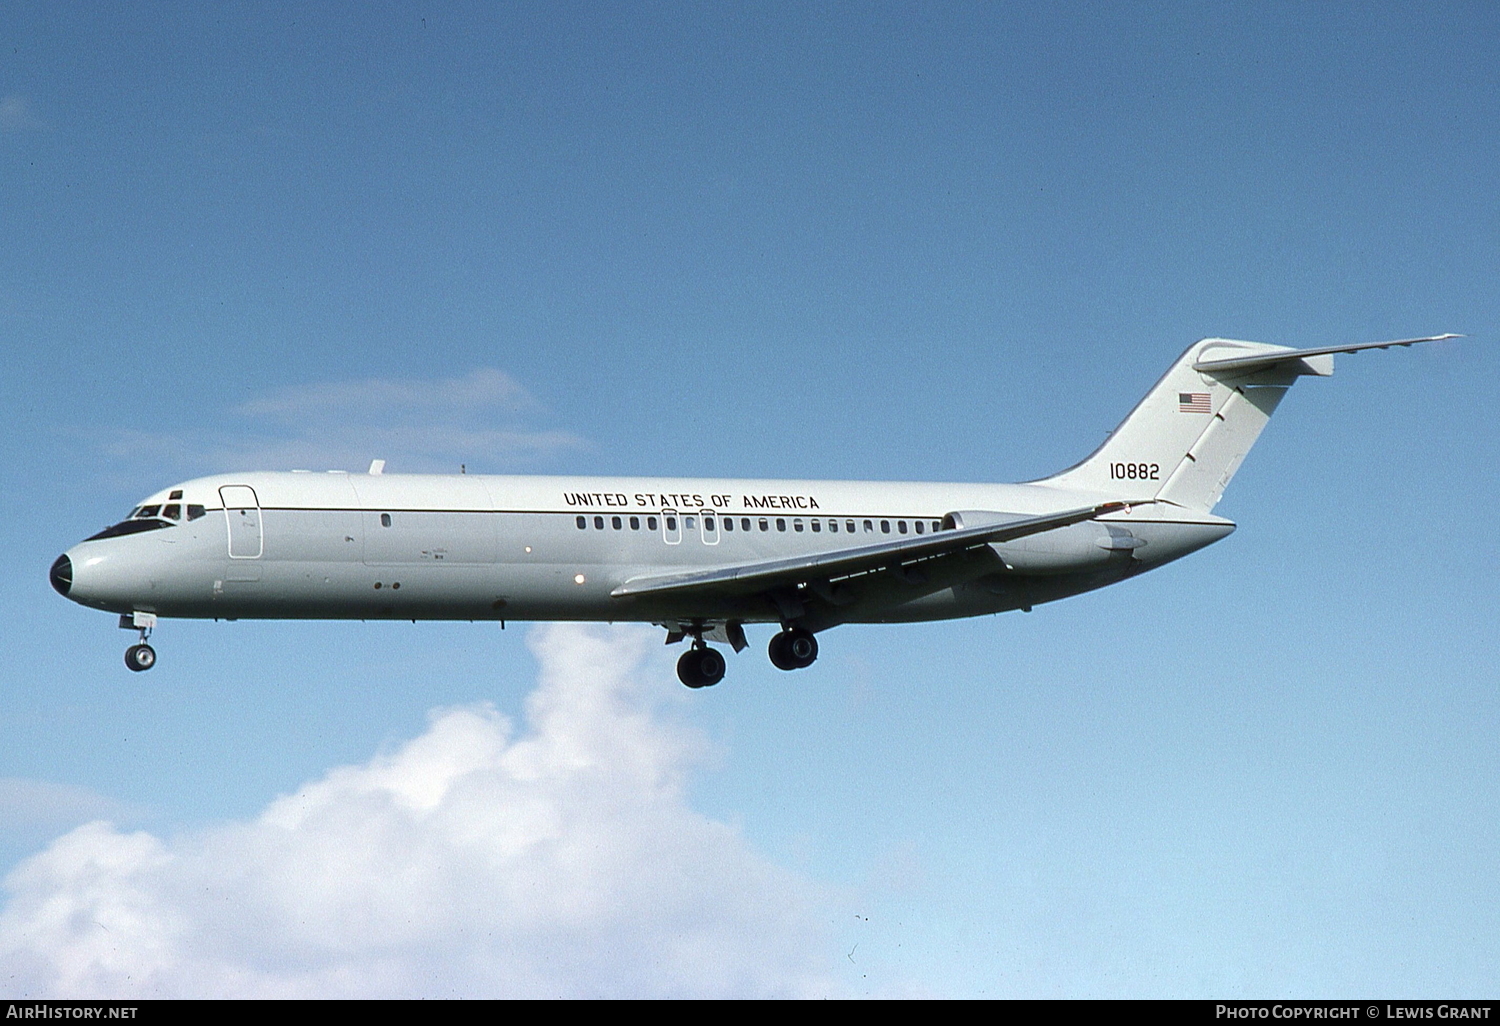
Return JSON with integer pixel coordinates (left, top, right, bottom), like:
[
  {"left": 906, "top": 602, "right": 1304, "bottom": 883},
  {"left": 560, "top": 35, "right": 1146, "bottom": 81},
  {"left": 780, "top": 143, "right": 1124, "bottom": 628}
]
[
  {"left": 162, "top": 504, "right": 181, "bottom": 520},
  {"left": 759, "top": 519, "right": 768, "bottom": 531},
  {"left": 704, "top": 516, "right": 715, "bottom": 530},
  {"left": 594, "top": 516, "right": 604, "bottom": 530},
  {"left": 933, "top": 521, "right": 941, "bottom": 532},
  {"left": 811, "top": 519, "right": 821, "bottom": 532},
  {"left": 881, "top": 520, "right": 890, "bottom": 534},
  {"left": 665, "top": 517, "right": 676, "bottom": 531},
  {"left": 577, "top": 516, "right": 587, "bottom": 529},
  {"left": 648, "top": 516, "right": 659, "bottom": 531},
  {"left": 612, "top": 516, "right": 622, "bottom": 530},
  {"left": 630, "top": 516, "right": 640, "bottom": 530},
  {"left": 776, "top": 518, "right": 786, "bottom": 532},
  {"left": 741, "top": 518, "right": 751, "bottom": 531},
  {"left": 915, "top": 521, "right": 924, "bottom": 534},
  {"left": 381, "top": 513, "right": 392, "bottom": 528},
  {"left": 828, "top": 520, "right": 837, "bottom": 532},
  {"left": 187, "top": 505, "right": 207, "bottom": 521},
  {"left": 898, "top": 521, "right": 907, "bottom": 534},
  {"left": 685, "top": 516, "right": 696, "bottom": 530},
  {"left": 863, "top": 520, "right": 873, "bottom": 532},
  {"left": 793, "top": 519, "right": 803, "bottom": 532},
  {"left": 721, "top": 517, "right": 732, "bottom": 531},
  {"left": 847, "top": 520, "right": 857, "bottom": 533}
]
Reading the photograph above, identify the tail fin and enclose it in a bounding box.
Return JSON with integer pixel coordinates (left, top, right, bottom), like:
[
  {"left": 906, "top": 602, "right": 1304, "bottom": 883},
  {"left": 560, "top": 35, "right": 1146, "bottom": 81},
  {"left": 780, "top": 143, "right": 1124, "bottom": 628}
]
[{"left": 1036, "top": 334, "right": 1457, "bottom": 512}]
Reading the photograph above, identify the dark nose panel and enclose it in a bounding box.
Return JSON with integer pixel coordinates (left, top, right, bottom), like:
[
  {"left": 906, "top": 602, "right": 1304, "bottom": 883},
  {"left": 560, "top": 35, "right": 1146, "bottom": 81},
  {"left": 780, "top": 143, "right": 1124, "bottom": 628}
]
[{"left": 49, "top": 554, "right": 72, "bottom": 596}]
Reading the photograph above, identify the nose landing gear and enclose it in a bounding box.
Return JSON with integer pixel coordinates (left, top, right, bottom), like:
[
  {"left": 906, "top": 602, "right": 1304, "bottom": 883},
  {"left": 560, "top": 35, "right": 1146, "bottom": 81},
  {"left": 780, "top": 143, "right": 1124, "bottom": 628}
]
[
  {"left": 125, "top": 642, "right": 156, "bottom": 672},
  {"left": 120, "top": 612, "right": 158, "bottom": 672}
]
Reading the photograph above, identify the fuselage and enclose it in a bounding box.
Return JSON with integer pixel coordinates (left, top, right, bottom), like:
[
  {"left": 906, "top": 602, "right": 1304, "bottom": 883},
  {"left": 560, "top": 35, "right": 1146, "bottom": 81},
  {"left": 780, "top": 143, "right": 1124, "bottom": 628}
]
[
  {"left": 52, "top": 470, "right": 1234, "bottom": 632},
  {"left": 50, "top": 334, "right": 1452, "bottom": 683}
]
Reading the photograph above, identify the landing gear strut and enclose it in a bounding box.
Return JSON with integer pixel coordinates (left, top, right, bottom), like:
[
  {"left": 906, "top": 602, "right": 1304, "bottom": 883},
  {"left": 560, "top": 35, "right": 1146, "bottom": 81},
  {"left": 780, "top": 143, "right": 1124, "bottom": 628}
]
[
  {"left": 677, "top": 643, "right": 726, "bottom": 689},
  {"left": 768, "top": 627, "right": 818, "bottom": 671},
  {"left": 120, "top": 612, "right": 157, "bottom": 672}
]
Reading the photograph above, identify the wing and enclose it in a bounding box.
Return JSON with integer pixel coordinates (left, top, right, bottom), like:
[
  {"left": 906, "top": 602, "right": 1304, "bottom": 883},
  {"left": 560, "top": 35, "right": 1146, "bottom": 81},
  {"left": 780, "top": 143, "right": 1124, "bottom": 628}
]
[{"left": 611, "top": 501, "right": 1133, "bottom": 601}]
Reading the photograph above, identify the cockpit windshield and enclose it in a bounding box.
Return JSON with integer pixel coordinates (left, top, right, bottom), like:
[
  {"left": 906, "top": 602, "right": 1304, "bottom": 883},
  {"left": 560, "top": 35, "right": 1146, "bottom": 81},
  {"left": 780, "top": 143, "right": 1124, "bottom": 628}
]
[
  {"left": 89, "top": 495, "right": 207, "bottom": 540},
  {"left": 86, "top": 518, "right": 173, "bottom": 541}
]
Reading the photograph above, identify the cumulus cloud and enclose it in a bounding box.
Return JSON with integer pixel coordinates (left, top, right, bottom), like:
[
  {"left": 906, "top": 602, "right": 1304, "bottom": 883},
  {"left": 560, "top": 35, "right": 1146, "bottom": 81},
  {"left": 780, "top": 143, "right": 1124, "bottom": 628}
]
[
  {"left": 100, "top": 368, "right": 586, "bottom": 475},
  {"left": 0, "top": 779, "right": 139, "bottom": 830},
  {"left": 0, "top": 780, "right": 145, "bottom": 865},
  {"left": 0, "top": 626, "right": 839, "bottom": 998}
]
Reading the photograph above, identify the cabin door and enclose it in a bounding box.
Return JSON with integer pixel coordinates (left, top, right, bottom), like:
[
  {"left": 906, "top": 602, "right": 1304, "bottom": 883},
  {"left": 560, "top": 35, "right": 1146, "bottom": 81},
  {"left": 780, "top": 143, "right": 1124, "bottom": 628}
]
[{"left": 219, "top": 485, "right": 263, "bottom": 559}]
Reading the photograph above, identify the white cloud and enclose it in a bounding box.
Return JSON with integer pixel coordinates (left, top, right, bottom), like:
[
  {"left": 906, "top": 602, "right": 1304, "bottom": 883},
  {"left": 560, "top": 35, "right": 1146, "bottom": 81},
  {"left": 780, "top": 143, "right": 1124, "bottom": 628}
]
[
  {"left": 104, "top": 424, "right": 585, "bottom": 476},
  {"left": 0, "top": 780, "right": 147, "bottom": 874},
  {"left": 0, "top": 95, "right": 47, "bottom": 132},
  {"left": 235, "top": 368, "right": 540, "bottom": 421},
  {"left": 0, "top": 779, "right": 140, "bottom": 833},
  {"left": 0, "top": 626, "right": 840, "bottom": 998},
  {"left": 98, "top": 368, "right": 586, "bottom": 475}
]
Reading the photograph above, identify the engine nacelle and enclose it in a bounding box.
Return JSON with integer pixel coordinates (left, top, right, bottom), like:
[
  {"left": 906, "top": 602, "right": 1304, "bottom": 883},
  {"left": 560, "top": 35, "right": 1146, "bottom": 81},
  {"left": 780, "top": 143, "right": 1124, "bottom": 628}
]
[{"left": 943, "top": 510, "right": 1142, "bottom": 575}]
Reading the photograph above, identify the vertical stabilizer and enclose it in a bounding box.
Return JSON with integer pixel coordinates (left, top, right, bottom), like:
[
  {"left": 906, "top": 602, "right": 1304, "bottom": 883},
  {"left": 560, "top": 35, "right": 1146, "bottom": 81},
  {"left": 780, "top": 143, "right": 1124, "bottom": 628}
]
[{"left": 1036, "top": 338, "right": 1316, "bottom": 511}]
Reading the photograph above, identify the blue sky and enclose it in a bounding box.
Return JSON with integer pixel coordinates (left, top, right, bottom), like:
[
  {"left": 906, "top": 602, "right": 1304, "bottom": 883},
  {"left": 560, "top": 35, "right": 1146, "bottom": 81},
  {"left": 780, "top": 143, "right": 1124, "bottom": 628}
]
[{"left": 2, "top": 1, "right": 1497, "bottom": 997}]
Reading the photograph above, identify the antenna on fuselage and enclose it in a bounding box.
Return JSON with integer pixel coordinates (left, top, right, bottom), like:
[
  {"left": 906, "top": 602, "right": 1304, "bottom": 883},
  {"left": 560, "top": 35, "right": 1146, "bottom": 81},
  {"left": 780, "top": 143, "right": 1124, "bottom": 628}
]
[{"left": 368, "top": 459, "right": 385, "bottom": 475}]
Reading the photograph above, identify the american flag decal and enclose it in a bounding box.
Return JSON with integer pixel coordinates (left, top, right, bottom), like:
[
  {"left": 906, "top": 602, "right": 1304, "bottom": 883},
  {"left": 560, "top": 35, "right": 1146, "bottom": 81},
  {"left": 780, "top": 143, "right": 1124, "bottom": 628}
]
[{"left": 1178, "top": 392, "right": 1212, "bottom": 413}]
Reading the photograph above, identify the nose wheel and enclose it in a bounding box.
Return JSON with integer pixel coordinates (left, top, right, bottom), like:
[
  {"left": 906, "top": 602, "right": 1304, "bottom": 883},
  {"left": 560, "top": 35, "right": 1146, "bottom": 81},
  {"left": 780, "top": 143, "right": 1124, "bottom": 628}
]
[
  {"left": 125, "top": 643, "right": 157, "bottom": 672},
  {"left": 120, "top": 612, "right": 158, "bottom": 672}
]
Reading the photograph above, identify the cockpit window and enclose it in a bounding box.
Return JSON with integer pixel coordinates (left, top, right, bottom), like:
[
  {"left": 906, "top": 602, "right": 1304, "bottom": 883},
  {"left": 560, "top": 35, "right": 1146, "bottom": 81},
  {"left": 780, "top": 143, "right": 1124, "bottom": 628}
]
[
  {"left": 136, "top": 505, "right": 161, "bottom": 518},
  {"left": 162, "top": 504, "right": 182, "bottom": 520},
  {"left": 169, "top": 490, "right": 183, "bottom": 500},
  {"left": 86, "top": 518, "right": 173, "bottom": 541},
  {"left": 186, "top": 504, "right": 206, "bottom": 521}
]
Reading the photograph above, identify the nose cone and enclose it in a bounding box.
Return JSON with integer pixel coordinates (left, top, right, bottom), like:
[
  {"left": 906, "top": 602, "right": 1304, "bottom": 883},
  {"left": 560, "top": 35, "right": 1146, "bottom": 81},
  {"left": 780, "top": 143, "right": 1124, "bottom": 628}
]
[{"left": 50, "top": 554, "right": 73, "bottom": 596}]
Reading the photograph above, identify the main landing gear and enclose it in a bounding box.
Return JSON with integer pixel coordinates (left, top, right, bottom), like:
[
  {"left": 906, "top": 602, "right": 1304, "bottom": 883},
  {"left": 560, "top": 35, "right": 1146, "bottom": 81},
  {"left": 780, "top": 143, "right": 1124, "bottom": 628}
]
[
  {"left": 768, "top": 627, "right": 818, "bottom": 671},
  {"left": 120, "top": 612, "right": 157, "bottom": 672},
  {"left": 671, "top": 624, "right": 819, "bottom": 688},
  {"left": 677, "top": 643, "right": 726, "bottom": 689}
]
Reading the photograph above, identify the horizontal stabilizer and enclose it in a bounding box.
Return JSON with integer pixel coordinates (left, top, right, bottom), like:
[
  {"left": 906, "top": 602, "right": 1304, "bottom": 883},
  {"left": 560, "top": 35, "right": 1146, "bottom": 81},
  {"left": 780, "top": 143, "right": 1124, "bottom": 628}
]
[{"left": 1193, "top": 334, "right": 1460, "bottom": 376}]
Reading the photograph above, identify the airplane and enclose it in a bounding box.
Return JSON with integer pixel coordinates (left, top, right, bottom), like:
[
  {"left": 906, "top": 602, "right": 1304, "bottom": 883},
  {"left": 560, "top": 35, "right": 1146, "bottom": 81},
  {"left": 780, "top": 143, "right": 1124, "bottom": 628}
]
[{"left": 50, "top": 334, "right": 1458, "bottom": 687}]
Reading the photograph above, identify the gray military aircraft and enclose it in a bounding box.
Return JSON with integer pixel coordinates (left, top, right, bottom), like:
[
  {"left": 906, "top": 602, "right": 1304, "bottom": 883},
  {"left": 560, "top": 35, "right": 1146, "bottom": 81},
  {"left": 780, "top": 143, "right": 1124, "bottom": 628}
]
[{"left": 51, "top": 335, "right": 1457, "bottom": 687}]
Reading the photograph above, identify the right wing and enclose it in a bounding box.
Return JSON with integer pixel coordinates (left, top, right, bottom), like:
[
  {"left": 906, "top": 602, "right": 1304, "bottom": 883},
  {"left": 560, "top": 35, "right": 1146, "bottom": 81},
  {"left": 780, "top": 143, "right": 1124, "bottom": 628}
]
[{"left": 611, "top": 501, "right": 1135, "bottom": 601}]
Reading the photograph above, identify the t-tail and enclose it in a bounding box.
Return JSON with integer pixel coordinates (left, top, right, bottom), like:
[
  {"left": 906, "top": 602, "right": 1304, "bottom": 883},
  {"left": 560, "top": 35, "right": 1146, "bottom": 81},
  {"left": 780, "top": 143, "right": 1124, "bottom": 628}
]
[{"left": 1037, "top": 334, "right": 1460, "bottom": 512}]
